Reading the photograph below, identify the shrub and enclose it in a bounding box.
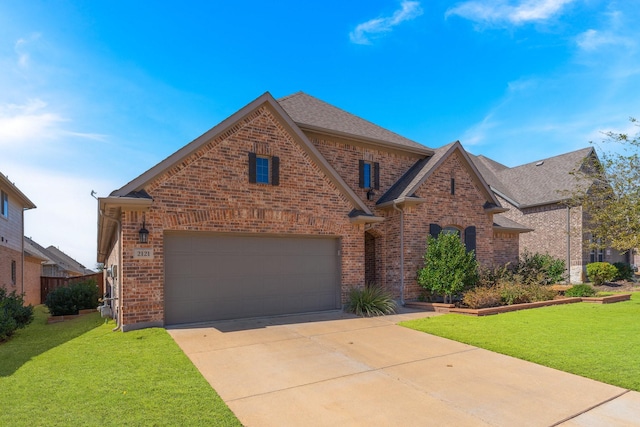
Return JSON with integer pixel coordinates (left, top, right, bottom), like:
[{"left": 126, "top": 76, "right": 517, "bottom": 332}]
[
  {"left": 586, "top": 262, "right": 617, "bottom": 285},
  {"left": 44, "top": 280, "right": 100, "bottom": 316},
  {"left": 346, "top": 285, "right": 397, "bottom": 317},
  {"left": 524, "top": 284, "right": 558, "bottom": 302},
  {"left": 565, "top": 284, "right": 597, "bottom": 297},
  {"left": 462, "top": 287, "right": 502, "bottom": 309},
  {"left": 45, "top": 286, "right": 76, "bottom": 316},
  {"left": 477, "top": 264, "right": 513, "bottom": 288},
  {"left": 515, "top": 251, "right": 566, "bottom": 285},
  {"left": 613, "top": 262, "right": 634, "bottom": 281},
  {"left": 463, "top": 282, "right": 558, "bottom": 308},
  {"left": 0, "top": 288, "right": 34, "bottom": 342},
  {"left": 498, "top": 282, "right": 531, "bottom": 305},
  {"left": 417, "top": 232, "right": 479, "bottom": 303},
  {"left": 72, "top": 280, "right": 100, "bottom": 310}
]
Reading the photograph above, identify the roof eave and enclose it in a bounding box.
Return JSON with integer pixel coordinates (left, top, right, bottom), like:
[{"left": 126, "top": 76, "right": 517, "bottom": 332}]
[
  {"left": 485, "top": 206, "right": 509, "bottom": 214},
  {"left": 377, "top": 196, "right": 428, "bottom": 210},
  {"left": 296, "top": 124, "right": 434, "bottom": 156},
  {"left": 493, "top": 225, "right": 534, "bottom": 234},
  {"left": 0, "top": 173, "right": 36, "bottom": 209},
  {"left": 97, "top": 196, "right": 153, "bottom": 263},
  {"left": 519, "top": 198, "right": 569, "bottom": 209}
]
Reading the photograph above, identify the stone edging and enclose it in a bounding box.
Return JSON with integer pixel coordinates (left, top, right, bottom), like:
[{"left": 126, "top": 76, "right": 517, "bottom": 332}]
[
  {"left": 404, "top": 294, "right": 632, "bottom": 316},
  {"left": 47, "top": 309, "right": 96, "bottom": 324}
]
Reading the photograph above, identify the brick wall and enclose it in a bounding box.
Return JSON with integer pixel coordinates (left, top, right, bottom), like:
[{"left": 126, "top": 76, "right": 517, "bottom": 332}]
[
  {"left": 371, "top": 150, "right": 496, "bottom": 300},
  {"left": 0, "top": 246, "right": 21, "bottom": 294},
  {"left": 498, "top": 196, "right": 585, "bottom": 282},
  {"left": 493, "top": 231, "right": 520, "bottom": 267},
  {"left": 114, "top": 106, "right": 363, "bottom": 328},
  {"left": 308, "top": 135, "right": 423, "bottom": 211}
]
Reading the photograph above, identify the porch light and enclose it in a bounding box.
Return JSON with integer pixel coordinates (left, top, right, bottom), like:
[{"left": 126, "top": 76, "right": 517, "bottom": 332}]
[
  {"left": 367, "top": 189, "right": 376, "bottom": 201},
  {"left": 139, "top": 221, "right": 149, "bottom": 244}
]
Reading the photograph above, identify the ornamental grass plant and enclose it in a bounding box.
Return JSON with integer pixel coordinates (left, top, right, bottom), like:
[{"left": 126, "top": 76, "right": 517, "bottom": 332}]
[{"left": 346, "top": 285, "right": 397, "bottom": 317}]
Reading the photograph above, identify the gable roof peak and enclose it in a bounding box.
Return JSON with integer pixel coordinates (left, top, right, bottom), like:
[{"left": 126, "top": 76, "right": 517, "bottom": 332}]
[{"left": 277, "top": 92, "right": 433, "bottom": 155}]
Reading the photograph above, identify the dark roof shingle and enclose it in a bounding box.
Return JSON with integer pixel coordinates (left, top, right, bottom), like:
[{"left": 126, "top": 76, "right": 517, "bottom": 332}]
[{"left": 278, "top": 92, "right": 431, "bottom": 153}]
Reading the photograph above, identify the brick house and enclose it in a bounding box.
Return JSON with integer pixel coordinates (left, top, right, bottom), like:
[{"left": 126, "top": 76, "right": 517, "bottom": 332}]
[
  {"left": 97, "top": 92, "right": 528, "bottom": 331},
  {"left": 0, "top": 173, "right": 36, "bottom": 302},
  {"left": 472, "top": 148, "right": 630, "bottom": 283}
]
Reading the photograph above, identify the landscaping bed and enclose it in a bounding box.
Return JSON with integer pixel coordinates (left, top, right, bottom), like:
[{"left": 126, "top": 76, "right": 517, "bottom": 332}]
[
  {"left": 47, "top": 308, "right": 96, "bottom": 323},
  {"left": 405, "top": 293, "right": 632, "bottom": 316}
]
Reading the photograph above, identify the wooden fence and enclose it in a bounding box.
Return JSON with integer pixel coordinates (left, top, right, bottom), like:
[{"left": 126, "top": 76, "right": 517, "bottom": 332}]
[{"left": 40, "top": 272, "right": 104, "bottom": 304}]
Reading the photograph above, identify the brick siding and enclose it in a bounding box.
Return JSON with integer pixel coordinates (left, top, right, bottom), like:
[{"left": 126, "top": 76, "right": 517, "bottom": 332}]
[
  {"left": 116, "top": 106, "right": 364, "bottom": 328},
  {"left": 104, "top": 104, "right": 524, "bottom": 329}
]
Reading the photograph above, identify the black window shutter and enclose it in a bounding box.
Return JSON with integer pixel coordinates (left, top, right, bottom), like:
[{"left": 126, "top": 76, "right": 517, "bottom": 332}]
[
  {"left": 465, "top": 226, "right": 476, "bottom": 253},
  {"left": 429, "top": 224, "right": 442, "bottom": 238},
  {"left": 248, "top": 152, "right": 257, "bottom": 183},
  {"left": 271, "top": 156, "right": 280, "bottom": 186},
  {"left": 374, "top": 162, "right": 380, "bottom": 190},
  {"left": 359, "top": 160, "right": 365, "bottom": 188}
]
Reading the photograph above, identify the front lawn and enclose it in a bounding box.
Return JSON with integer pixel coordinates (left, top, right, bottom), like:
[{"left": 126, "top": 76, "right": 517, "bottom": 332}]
[
  {"left": 401, "top": 293, "right": 640, "bottom": 391},
  {"left": 0, "top": 306, "right": 241, "bottom": 427}
]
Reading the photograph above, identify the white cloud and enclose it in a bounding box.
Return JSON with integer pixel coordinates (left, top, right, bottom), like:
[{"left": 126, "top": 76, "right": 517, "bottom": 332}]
[
  {"left": 576, "top": 27, "right": 635, "bottom": 52},
  {"left": 446, "top": 0, "right": 575, "bottom": 27},
  {"left": 13, "top": 33, "right": 41, "bottom": 69},
  {"left": 0, "top": 99, "right": 106, "bottom": 145},
  {"left": 350, "top": 1, "right": 423, "bottom": 45}
]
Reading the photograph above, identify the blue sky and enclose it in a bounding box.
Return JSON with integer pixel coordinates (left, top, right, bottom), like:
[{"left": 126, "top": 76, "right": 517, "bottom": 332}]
[{"left": 1, "top": 0, "right": 639, "bottom": 269}]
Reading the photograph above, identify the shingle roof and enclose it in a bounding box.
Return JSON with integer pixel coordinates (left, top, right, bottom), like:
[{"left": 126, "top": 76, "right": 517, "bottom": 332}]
[
  {"left": 493, "top": 215, "right": 533, "bottom": 232},
  {"left": 45, "top": 246, "right": 94, "bottom": 275},
  {"left": 278, "top": 92, "right": 432, "bottom": 153},
  {"left": 376, "top": 141, "right": 500, "bottom": 209},
  {"left": 23, "top": 237, "right": 52, "bottom": 262},
  {"left": 471, "top": 147, "right": 595, "bottom": 208},
  {"left": 492, "top": 147, "right": 594, "bottom": 207}
]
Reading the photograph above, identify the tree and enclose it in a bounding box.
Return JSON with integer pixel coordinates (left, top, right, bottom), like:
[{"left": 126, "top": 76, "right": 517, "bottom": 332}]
[
  {"left": 571, "top": 117, "right": 640, "bottom": 253},
  {"left": 417, "top": 232, "right": 478, "bottom": 304}
]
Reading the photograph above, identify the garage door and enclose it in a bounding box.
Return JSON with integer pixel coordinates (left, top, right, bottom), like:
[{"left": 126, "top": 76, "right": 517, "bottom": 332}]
[{"left": 164, "top": 232, "right": 341, "bottom": 325}]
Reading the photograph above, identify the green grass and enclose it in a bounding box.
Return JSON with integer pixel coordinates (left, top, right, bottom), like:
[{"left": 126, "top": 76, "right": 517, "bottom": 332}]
[
  {"left": 401, "top": 293, "right": 640, "bottom": 391},
  {"left": 0, "top": 306, "right": 241, "bottom": 427}
]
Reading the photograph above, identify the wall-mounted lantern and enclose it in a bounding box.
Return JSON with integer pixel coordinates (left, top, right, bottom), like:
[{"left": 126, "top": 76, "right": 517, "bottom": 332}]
[{"left": 138, "top": 221, "right": 149, "bottom": 244}]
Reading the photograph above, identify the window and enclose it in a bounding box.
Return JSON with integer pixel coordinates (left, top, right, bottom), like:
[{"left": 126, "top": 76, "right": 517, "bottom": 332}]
[
  {"left": 450, "top": 178, "right": 455, "bottom": 195},
  {"left": 11, "top": 260, "right": 16, "bottom": 285},
  {"left": 248, "top": 152, "right": 280, "bottom": 186},
  {"left": 256, "top": 157, "right": 270, "bottom": 184},
  {"left": 359, "top": 160, "right": 380, "bottom": 189},
  {"left": 429, "top": 224, "right": 476, "bottom": 254},
  {"left": 363, "top": 163, "right": 371, "bottom": 189},
  {"left": 442, "top": 226, "right": 460, "bottom": 235},
  {"left": 1, "top": 191, "right": 7, "bottom": 218},
  {"left": 589, "top": 237, "right": 604, "bottom": 263}
]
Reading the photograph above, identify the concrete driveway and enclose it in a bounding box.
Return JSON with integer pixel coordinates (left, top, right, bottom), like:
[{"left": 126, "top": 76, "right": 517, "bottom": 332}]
[{"left": 168, "top": 309, "right": 640, "bottom": 426}]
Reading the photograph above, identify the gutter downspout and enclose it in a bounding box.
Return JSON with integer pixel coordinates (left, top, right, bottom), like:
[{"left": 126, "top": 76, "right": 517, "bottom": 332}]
[
  {"left": 21, "top": 208, "right": 25, "bottom": 297},
  {"left": 566, "top": 206, "right": 571, "bottom": 284},
  {"left": 393, "top": 201, "right": 405, "bottom": 306},
  {"left": 99, "top": 210, "right": 122, "bottom": 331}
]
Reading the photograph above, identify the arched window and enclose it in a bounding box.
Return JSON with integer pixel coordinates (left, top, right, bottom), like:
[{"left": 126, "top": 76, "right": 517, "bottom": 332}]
[{"left": 442, "top": 226, "right": 460, "bottom": 236}]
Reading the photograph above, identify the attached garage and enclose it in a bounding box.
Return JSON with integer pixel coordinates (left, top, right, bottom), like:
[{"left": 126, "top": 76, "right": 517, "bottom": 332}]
[{"left": 164, "top": 232, "right": 341, "bottom": 325}]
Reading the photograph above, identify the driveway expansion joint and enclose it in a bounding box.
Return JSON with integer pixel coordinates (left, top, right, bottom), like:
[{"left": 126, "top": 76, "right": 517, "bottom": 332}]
[{"left": 549, "top": 389, "right": 631, "bottom": 426}]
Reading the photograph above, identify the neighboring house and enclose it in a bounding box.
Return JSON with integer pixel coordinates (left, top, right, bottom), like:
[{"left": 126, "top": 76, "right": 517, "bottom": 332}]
[
  {"left": 23, "top": 239, "right": 48, "bottom": 306},
  {"left": 24, "top": 236, "right": 94, "bottom": 278},
  {"left": 98, "top": 91, "right": 530, "bottom": 331},
  {"left": 472, "top": 148, "right": 630, "bottom": 283},
  {"left": 0, "top": 173, "right": 36, "bottom": 301}
]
